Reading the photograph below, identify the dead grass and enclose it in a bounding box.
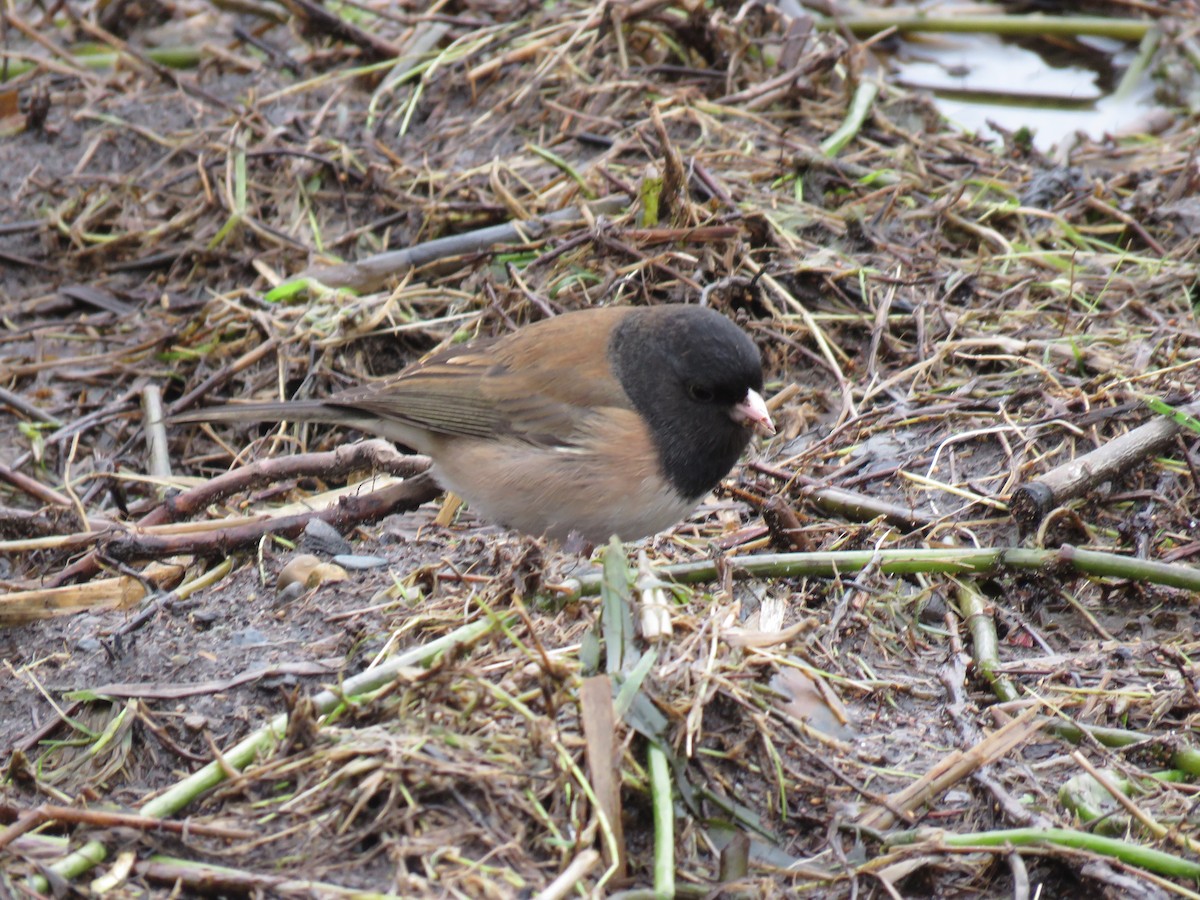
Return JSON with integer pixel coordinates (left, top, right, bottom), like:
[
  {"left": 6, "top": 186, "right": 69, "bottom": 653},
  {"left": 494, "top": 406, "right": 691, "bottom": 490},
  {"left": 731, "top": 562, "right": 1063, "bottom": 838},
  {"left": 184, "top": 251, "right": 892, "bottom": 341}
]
[{"left": 3, "top": 0, "right": 1200, "bottom": 896}]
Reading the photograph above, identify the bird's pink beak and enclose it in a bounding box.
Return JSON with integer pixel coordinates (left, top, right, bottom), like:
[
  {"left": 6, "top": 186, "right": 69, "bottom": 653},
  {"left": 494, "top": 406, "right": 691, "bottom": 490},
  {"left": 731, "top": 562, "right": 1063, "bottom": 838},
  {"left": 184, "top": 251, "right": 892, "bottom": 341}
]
[{"left": 732, "top": 389, "right": 775, "bottom": 436}]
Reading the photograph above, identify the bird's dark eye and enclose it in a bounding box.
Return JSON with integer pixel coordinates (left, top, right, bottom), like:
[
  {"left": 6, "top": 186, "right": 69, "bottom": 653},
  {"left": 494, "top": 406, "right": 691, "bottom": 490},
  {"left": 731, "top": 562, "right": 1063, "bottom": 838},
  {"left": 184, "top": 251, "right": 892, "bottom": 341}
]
[{"left": 688, "top": 384, "right": 715, "bottom": 403}]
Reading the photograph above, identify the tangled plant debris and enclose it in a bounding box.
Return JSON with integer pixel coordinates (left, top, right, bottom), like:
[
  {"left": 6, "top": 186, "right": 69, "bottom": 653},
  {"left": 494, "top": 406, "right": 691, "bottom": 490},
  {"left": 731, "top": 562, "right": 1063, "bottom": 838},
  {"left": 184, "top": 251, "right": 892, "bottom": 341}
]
[{"left": 2, "top": 0, "right": 1200, "bottom": 896}]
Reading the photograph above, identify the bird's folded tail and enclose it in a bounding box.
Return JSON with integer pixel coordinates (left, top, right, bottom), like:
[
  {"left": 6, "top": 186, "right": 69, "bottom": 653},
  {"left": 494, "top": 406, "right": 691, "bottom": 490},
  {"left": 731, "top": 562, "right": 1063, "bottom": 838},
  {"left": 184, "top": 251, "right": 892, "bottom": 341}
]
[
  {"left": 167, "top": 400, "right": 343, "bottom": 426},
  {"left": 167, "top": 400, "right": 434, "bottom": 452}
]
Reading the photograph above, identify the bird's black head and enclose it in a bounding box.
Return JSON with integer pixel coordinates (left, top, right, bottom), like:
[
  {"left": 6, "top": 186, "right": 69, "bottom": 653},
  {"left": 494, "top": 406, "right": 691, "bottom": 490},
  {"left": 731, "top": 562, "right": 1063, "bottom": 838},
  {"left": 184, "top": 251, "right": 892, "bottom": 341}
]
[{"left": 609, "top": 305, "right": 767, "bottom": 501}]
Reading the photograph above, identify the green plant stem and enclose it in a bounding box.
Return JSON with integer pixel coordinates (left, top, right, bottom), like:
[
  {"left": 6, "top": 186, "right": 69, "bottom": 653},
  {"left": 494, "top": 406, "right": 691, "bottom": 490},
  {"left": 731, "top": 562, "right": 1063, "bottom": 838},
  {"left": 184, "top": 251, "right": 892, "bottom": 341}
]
[
  {"left": 1048, "top": 721, "right": 1200, "bottom": 777},
  {"left": 821, "top": 78, "right": 879, "bottom": 157},
  {"left": 891, "top": 827, "right": 1200, "bottom": 879},
  {"left": 953, "top": 578, "right": 1018, "bottom": 702},
  {"left": 648, "top": 742, "right": 675, "bottom": 900},
  {"left": 559, "top": 546, "right": 1200, "bottom": 599},
  {"left": 1, "top": 45, "right": 203, "bottom": 81},
  {"left": 1114, "top": 27, "right": 1160, "bottom": 100},
  {"left": 528, "top": 143, "right": 596, "bottom": 198}
]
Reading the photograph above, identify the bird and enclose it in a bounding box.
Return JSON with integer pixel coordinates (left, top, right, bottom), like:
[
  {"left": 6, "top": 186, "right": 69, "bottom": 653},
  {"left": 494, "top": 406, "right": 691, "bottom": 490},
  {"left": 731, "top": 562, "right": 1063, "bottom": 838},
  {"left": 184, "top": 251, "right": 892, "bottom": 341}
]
[{"left": 174, "top": 304, "right": 774, "bottom": 543}]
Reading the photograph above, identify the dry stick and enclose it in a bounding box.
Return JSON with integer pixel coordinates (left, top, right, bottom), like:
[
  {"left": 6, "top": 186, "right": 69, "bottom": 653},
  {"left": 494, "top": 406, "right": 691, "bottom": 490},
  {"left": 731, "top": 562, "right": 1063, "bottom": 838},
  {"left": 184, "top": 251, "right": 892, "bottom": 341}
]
[
  {"left": 169, "top": 336, "right": 280, "bottom": 413},
  {"left": 24, "top": 328, "right": 277, "bottom": 578},
  {"left": 8, "top": 387, "right": 142, "bottom": 472},
  {"left": 104, "top": 475, "right": 441, "bottom": 561},
  {"left": 0, "top": 561, "right": 186, "bottom": 627},
  {"left": 45, "top": 441, "right": 433, "bottom": 586},
  {"left": 1010, "top": 399, "right": 1200, "bottom": 531},
  {"left": 648, "top": 101, "right": 688, "bottom": 226},
  {"left": 758, "top": 461, "right": 936, "bottom": 531},
  {"left": 803, "top": 481, "right": 932, "bottom": 532},
  {"left": 301, "top": 196, "right": 628, "bottom": 292},
  {"left": 1083, "top": 196, "right": 1166, "bottom": 256},
  {"left": 718, "top": 58, "right": 815, "bottom": 107},
  {"left": 760, "top": 494, "right": 810, "bottom": 551},
  {"left": 0, "top": 508, "right": 97, "bottom": 543},
  {"left": 533, "top": 850, "right": 601, "bottom": 900},
  {"left": 70, "top": 16, "right": 231, "bottom": 110},
  {"left": 856, "top": 705, "right": 1044, "bottom": 832},
  {"left": 0, "top": 461, "right": 78, "bottom": 510},
  {"left": 136, "top": 856, "right": 403, "bottom": 898},
  {"left": 622, "top": 225, "right": 739, "bottom": 245},
  {"left": 749, "top": 264, "right": 859, "bottom": 422},
  {"left": 594, "top": 231, "right": 702, "bottom": 292},
  {"left": 149, "top": 440, "right": 430, "bottom": 526},
  {"left": 103, "top": 557, "right": 233, "bottom": 640},
  {"left": 3, "top": 336, "right": 168, "bottom": 378},
  {"left": 13, "top": 701, "right": 83, "bottom": 754},
  {"left": 8, "top": 832, "right": 394, "bottom": 899},
  {"left": 0, "top": 805, "right": 255, "bottom": 850},
  {"left": 277, "top": 0, "right": 401, "bottom": 59},
  {"left": 830, "top": 13, "right": 1153, "bottom": 41},
  {"left": 86, "top": 660, "right": 342, "bottom": 701},
  {"left": 580, "top": 676, "right": 626, "bottom": 879},
  {"left": 0, "top": 384, "right": 63, "bottom": 426},
  {"left": 0, "top": 516, "right": 271, "bottom": 556},
  {"left": 1, "top": 10, "right": 94, "bottom": 77},
  {"left": 140, "top": 386, "right": 172, "bottom": 483}
]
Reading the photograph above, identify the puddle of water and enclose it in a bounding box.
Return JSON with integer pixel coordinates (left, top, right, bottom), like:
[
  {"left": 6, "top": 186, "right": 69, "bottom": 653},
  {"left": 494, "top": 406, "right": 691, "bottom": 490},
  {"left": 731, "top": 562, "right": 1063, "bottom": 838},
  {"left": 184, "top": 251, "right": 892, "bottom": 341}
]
[{"left": 889, "top": 29, "right": 1155, "bottom": 149}]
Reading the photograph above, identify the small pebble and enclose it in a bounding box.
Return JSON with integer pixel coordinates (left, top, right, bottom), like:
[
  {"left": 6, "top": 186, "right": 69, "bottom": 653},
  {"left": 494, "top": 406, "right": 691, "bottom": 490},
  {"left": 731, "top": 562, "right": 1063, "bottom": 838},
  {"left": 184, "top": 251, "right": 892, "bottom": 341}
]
[
  {"left": 233, "top": 628, "right": 268, "bottom": 646},
  {"left": 332, "top": 554, "right": 388, "bottom": 570},
  {"left": 277, "top": 581, "right": 306, "bottom": 604},
  {"left": 301, "top": 519, "right": 353, "bottom": 556},
  {"left": 191, "top": 609, "right": 221, "bottom": 629}
]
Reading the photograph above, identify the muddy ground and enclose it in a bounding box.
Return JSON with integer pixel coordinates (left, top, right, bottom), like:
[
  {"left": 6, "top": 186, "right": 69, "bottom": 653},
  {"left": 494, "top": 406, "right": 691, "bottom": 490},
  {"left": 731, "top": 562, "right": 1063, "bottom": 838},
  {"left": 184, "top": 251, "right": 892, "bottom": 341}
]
[{"left": 3, "top": 1, "right": 1200, "bottom": 897}]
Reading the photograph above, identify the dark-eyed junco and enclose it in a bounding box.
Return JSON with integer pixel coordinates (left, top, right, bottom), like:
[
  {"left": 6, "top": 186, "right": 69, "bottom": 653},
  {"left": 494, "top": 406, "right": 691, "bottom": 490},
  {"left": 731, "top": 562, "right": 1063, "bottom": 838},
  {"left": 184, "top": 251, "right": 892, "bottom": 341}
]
[{"left": 175, "top": 304, "right": 774, "bottom": 542}]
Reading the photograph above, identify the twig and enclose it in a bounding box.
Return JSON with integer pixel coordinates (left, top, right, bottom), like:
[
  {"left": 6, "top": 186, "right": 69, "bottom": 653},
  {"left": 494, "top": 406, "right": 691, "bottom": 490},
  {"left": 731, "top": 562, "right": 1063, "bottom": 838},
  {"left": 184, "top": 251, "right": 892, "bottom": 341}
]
[
  {"left": 580, "top": 676, "right": 625, "bottom": 877},
  {"left": 44, "top": 441, "right": 432, "bottom": 585},
  {"left": 857, "top": 706, "right": 1044, "bottom": 831},
  {"left": 1011, "top": 399, "right": 1200, "bottom": 531},
  {"left": 301, "top": 196, "right": 628, "bottom": 292},
  {"left": 103, "top": 474, "right": 441, "bottom": 562},
  {"left": 0, "top": 805, "right": 255, "bottom": 850},
  {"left": 0, "top": 461, "right": 77, "bottom": 510},
  {"left": 140, "top": 386, "right": 172, "bottom": 484},
  {"left": 277, "top": 0, "right": 401, "bottom": 59},
  {"left": 169, "top": 336, "right": 281, "bottom": 414},
  {"left": 0, "top": 385, "right": 63, "bottom": 426},
  {"left": 153, "top": 440, "right": 430, "bottom": 525},
  {"left": 532, "top": 850, "right": 601, "bottom": 900}
]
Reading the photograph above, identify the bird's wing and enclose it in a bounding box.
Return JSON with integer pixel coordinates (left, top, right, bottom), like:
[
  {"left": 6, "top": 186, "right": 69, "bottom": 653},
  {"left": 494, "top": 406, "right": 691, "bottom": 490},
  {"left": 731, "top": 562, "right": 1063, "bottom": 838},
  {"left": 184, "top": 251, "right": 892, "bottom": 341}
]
[{"left": 328, "top": 308, "right": 634, "bottom": 447}]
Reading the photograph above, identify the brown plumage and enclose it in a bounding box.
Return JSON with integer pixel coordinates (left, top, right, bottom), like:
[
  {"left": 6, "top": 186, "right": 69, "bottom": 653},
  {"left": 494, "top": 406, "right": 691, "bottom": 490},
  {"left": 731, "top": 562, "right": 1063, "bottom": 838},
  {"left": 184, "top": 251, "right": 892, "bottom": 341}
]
[{"left": 174, "top": 304, "right": 774, "bottom": 542}]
